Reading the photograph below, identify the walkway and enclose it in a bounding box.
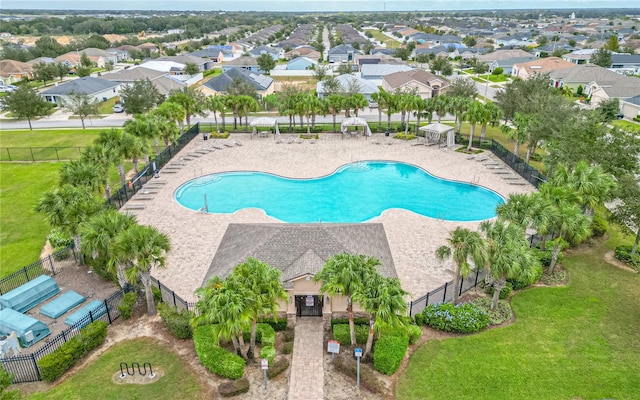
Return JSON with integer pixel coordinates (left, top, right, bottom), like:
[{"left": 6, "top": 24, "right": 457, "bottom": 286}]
[{"left": 288, "top": 317, "right": 325, "bottom": 400}]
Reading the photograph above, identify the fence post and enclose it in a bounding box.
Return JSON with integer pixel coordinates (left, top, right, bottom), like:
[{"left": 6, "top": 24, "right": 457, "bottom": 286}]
[
  {"left": 48, "top": 255, "right": 56, "bottom": 275},
  {"left": 172, "top": 290, "right": 177, "bottom": 307},
  {"left": 425, "top": 292, "right": 429, "bottom": 306},
  {"left": 29, "top": 148, "right": 35, "bottom": 162},
  {"left": 105, "top": 299, "right": 112, "bottom": 324},
  {"left": 459, "top": 277, "right": 464, "bottom": 296},
  {"left": 442, "top": 282, "right": 448, "bottom": 302},
  {"left": 61, "top": 330, "right": 66, "bottom": 342},
  {"left": 31, "top": 353, "right": 41, "bottom": 381},
  {"left": 475, "top": 270, "right": 479, "bottom": 287},
  {"left": 89, "top": 310, "right": 94, "bottom": 323},
  {"left": 23, "top": 266, "right": 30, "bottom": 282}
]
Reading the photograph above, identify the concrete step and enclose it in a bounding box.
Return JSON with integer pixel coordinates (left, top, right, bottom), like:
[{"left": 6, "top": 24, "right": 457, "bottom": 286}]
[
  {"left": 508, "top": 181, "right": 528, "bottom": 185},
  {"left": 186, "top": 152, "right": 202, "bottom": 157},
  {"left": 123, "top": 203, "right": 146, "bottom": 210},
  {"left": 162, "top": 170, "right": 179, "bottom": 174},
  {"left": 133, "top": 195, "right": 155, "bottom": 200}
]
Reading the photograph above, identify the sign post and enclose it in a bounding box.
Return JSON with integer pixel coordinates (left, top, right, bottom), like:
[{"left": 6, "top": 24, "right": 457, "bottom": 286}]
[
  {"left": 327, "top": 340, "right": 340, "bottom": 360},
  {"left": 354, "top": 347, "right": 363, "bottom": 390},
  {"left": 261, "top": 359, "right": 268, "bottom": 390}
]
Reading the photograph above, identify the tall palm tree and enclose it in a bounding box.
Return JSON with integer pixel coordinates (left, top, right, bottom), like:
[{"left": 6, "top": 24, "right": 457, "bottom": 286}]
[
  {"left": 80, "top": 210, "right": 137, "bottom": 288},
  {"left": 314, "top": 253, "right": 379, "bottom": 346},
  {"left": 479, "top": 102, "right": 502, "bottom": 142},
  {"left": 450, "top": 96, "right": 472, "bottom": 134},
  {"left": 423, "top": 97, "right": 438, "bottom": 124},
  {"left": 94, "top": 129, "right": 130, "bottom": 189},
  {"left": 227, "top": 258, "right": 288, "bottom": 359},
  {"left": 501, "top": 112, "right": 533, "bottom": 157},
  {"left": 36, "top": 184, "right": 104, "bottom": 264},
  {"left": 325, "top": 94, "right": 344, "bottom": 132},
  {"left": 370, "top": 91, "right": 384, "bottom": 129},
  {"left": 403, "top": 95, "right": 424, "bottom": 135},
  {"left": 154, "top": 101, "right": 186, "bottom": 134},
  {"left": 113, "top": 224, "right": 170, "bottom": 315},
  {"left": 497, "top": 192, "right": 556, "bottom": 247},
  {"left": 463, "top": 101, "right": 485, "bottom": 151},
  {"left": 119, "top": 131, "right": 148, "bottom": 174},
  {"left": 154, "top": 114, "right": 180, "bottom": 147},
  {"left": 352, "top": 274, "right": 408, "bottom": 360},
  {"left": 59, "top": 159, "right": 103, "bottom": 193},
  {"left": 550, "top": 161, "right": 616, "bottom": 215},
  {"left": 124, "top": 113, "right": 161, "bottom": 156},
  {"left": 81, "top": 141, "right": 121, "bottom": 198},
  {"left": 225, "top": 94, "right": 241, "bottom": 130},
  {"left": 207, "top": 95, "right": 226, "bottom": 133},
  {"left": 481, "top": 220, "right": 541, "bottom": 310},
  {"left": 382, "top": 91, "right": 398, "bottom": 129},
  {"left": 435, "top": 227, "right": 488, "bottom": 304},
  {"left": 433, "top": 95, "right": 451, "bottom": 123},
  {"left": 167, "top": 87, "right": 207, "bottom": 128},
  {"left": 236, "top": 95, "right": 259, "bottom": 130}
]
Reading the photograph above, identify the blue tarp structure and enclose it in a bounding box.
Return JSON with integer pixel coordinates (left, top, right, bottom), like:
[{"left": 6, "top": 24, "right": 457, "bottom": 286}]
[
  {"left": 64, "top": 300, "right": 105, "bottom": 327},
  {"left": 0, "top": 308, "right": 51, "bottom": 348},
  {"left": 39, "top": 291, "right": 86, "bottom": 319},
  {"left": 0, "top": 275, "right": 60, "bottom": 313}
]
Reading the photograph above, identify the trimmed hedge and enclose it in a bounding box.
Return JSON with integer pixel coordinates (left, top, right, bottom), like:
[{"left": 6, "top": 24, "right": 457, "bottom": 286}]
[
  {"left": 373, "top": 330, "right": 408, "bottom": 375},
  {"left": 243, "top": 323, "right": 276, "bottom": 345},
  {"left": 37, "top": 321, "right": 108, "bottom": 382},
  {"left": 260, "top": 345, "right": 276, "bottom": 364},
  {"left": 332, "top": 324, "right": 369, "bottom": 344},
  {"left": 334, "top": 355, "right": 385, "bottom": 394},
  {"left": 267, "top": 357, "right": 289, "bottom": 379},
  {"left": 158, "top": 303, "right": 194, "bottom": 339},
  {"left": 118, "top": 291, "right": 137, "bottom": 320},
  {"left": 258, "top": 317, "right": 288, "bottom": 332},
  {"left": 406, "top": 324, "right": 422, "bottom": 345},
  {"left": 330, "top": 317, "right": 369, "bottom": 328},
  {"left": 193, "top": 325, "right": 245, "bottom": 380},
  {"left": 489, "top": 281, "right": 513, "bottom": 300},
  {"left": 282, "top": 342, "right": 293, "bottom": 354},
  {"left": 283, "top": 329, "right": 295, "bottom": 343},
  {"left": 420, "top": 302, "right": 489, "bottom": 334},
  {"left": 218, "top": 377, "right": 250, "bottom": 397}
]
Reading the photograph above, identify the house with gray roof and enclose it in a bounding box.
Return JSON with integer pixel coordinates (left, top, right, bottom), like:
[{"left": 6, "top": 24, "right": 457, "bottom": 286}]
[
  {"left": 223, "top": 56, "right": 261, "bottom": 73},
  {"left": 248, "top": 45, "right": 282, "bottom": 61},
  {"left": 199, "top": 67, "right": 274, "bottom": 100},
  {"left": 328, "top": 44, "right": 363, "bottom": 63},
  {"left": 548, "top": 64, "right": 622, "bottom": 91},
  {"left": 589, "top": 73, "right": 640, "bottom": 106},
  {"left": 360, "top": 64, "right": 413, "bottom": 81},
  {"left": 316, "top": 73, "right": 379, "bottom": 100},
  {"left": 202, "top": 223, "right": 397, "bottom": 320},
  {"left": 101, "top": 66, "right": 186, "bottom": 96},
  {"left": 610, "top": 54, "right": 640, "bottom": 70},
  {"left": 620, "top": 95, "right": 640, "bottom": 120},
  {"left": 40, "top": 77, "right": 120, "bottom": 105}
]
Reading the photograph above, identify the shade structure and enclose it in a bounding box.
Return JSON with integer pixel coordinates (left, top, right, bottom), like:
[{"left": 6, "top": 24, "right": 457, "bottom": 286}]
[
  {"left": 249, "top": 117, "right": 280, "bottom": 138},
  {"left": 419, "top": 123, "right": 455, "bottom": 146},
  {"left": 0, "top": 275, "right": 60, "bottom": 313},
  {"left": 340, "top": 117, "right": 371, "bottom": 138}
]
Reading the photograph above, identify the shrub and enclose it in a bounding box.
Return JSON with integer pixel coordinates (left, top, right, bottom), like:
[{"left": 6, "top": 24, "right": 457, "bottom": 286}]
[
  {"left": 209, "top": 131, "right": 230, "bottom": 139},
  {"left": 614, "top": 245, "right": 640, "bottom": 270},
  {"left": 333, "top": 355, "right": 385, "bottom": 394},
  {"left": 282, "top": 342, "right": 293, "bottom": 354},
  {"left": 406, "top": 324, "right": 422, "bottom": 344},
  {"left": 508, "top": 264, "right": 543, "bottom": 290},
  {"left": 258, "top": 317, "right": 288, "bottom": 332},
  {"left": 193, "top": 325, "right": 245, "bottom": 380},
  {"left": 414, "top": 313, "right": 424, "bottom": 326},
  {"left": 151, "top": 287, "right": 162, "bottom": 304},
  {"left": 118, "top": 291, "right": 137, "bottom": 320},
  {"left": 283, "top": 329, "right": 295, "bottom": 343},
  {"left": 243, "top": 323, "right": 276, "bottom": 344},
  {"left": 52, "top": 247, "right": 72, "bottom": 261},
  {"left": 267, "top": 357, "right": 289, "bottom": 379},
  {"left": 38, "top": 321, "right": 108, "bottom": 382},
  {"left": 260, "top": 345, "right": 276, "bottom": 364},
  {"left": 420, "top": 302, "right": 489, "bottom": 334},
  {"left": 332, "top": 324, "right": 369, "bottom": 344},
  {"left": 157, "top": 303, "right": 194, "bottom": 339},
  {"left": 218, "top": 377, "right": 250, "bottom": 397},
  {"left": 393, "top": 133, "right": 417, "bottom": 140},
  {"left": 472, "top": 298, "right": 514, "bottom": 325},
  {"left": 373, "top": 332, "right": 408, "bottom": 375},
  {"left": 330, "top": 317, "right": 369, "bottom": 328},
  {"left": 533, "top": 246, "right": 562, "bottom": 268},
  {"left": 590, "top": 213, "right": 608, "bottom": 237},
  {"left": 489, "top": 281, "right": 513, "bottom": 300},
  {"left": 47, "top": 228, "right": 73, "bottom": 248}
]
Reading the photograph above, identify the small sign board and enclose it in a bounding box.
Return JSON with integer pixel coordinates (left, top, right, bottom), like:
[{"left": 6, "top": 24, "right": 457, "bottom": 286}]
[
  {"left": 261, "top": 359, "right": 269, "bottom": 370},
  {"left": 305, "top": 295, "right": 314, "bottom": 307},
  {"left": 327, "top": 340, "right": 340, "bottom": 354},
  {"left": 354, "top": 347, "right": 363, "bottom": 358}
]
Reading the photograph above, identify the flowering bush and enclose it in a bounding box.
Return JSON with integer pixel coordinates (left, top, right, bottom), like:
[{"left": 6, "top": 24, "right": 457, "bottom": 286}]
[{"left": 420, "top": 302, "right": 489, "bottom": 334}]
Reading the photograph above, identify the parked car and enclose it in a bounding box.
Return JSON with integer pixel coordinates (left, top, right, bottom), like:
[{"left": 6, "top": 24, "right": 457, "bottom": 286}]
[
  {"left": 113, "top": 104, "right": 124, "bottom": 113},
  {"left": 369, "top": 101, "right": 378, "bottom": 108},
  {"left": 0, "top": 85, "right": 17, "bottom": 93}
]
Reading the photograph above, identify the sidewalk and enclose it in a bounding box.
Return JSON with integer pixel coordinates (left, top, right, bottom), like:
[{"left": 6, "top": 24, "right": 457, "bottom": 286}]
[{"left": 288, "top": 318, "right": 325, "bottom": 400}]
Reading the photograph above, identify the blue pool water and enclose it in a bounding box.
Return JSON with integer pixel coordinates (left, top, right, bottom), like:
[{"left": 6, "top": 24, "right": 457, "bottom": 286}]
[{"left": 174, "top": 161, "right": 504, "bottom": 223}]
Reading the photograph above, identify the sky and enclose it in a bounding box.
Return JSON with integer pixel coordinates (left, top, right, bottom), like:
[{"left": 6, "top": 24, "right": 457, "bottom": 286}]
[{"left": 2, "top": 0, "right": 634, "bottom": 11}]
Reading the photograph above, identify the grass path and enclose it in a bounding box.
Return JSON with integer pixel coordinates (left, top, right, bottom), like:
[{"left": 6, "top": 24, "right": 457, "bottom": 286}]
[{"left": 396, "top": 229, "right": 640, "bottom": 400}]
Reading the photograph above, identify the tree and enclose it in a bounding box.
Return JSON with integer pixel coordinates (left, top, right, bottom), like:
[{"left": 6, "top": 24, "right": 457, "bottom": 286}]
[
  {"left": 81, "top": 140, "right": 121, "bottom": 198},
  {"left": 114, "top": 224, "right": 170, "bottom": 316},
  {"left": 313, "top": 65, "right": 329, "bottom": 81},
  {"left": 590, "top": 48, "right": 612, "bottom": 67},
  {"left": 604, "top": 35, "right": 620, "bottom": 52},
  {"left": 435, "top": 227, "right": 488, "bottom": 304},
  {"left": 80, "top": 52, "right": 93, "bottom": 68},
  {"left": 227, "top": 258, "right": 287, "bottom": 359},
  {"left": 462, "top": 35, "right": 477, "bottom": 47},
  {"left": 55, "top": 62, "right": 71, "bottom": 81},
  {"left": 314, "top": 253, "right": 378, "bottom": 345},
  {"left": 32, "top": 62, "right": 57, "bottom": 86},
  {"left": 0, "top": 86, "right": 53, "bottom": 130},
  {"left": 167, "top": 86, "right": 208, "bottom": 128},
  {"left": 478, "top": 102, "right": 502, "bottom": 142},
  {"left": 481, "top": 220, "right": 540, "bottom": 310},
  {"left": 549, "top": 161, "right": 616, "bottom": 215},
  {"left": 184, "top": 62, "right": 200, "bottom": 75},
  {"left": 64, "top": 91, "right": 100, "bottom": 129},
  {"left": 80, "top": 210, "right": 138, "bottom": 288},
  {"left": 256, "top": 53, "right": 277, "bottom": 75},
  {"left": 59, "top": 159, "right": 103, "bottom": 194},
  {"left": 433, "top": 95, "right": 451, "bottom": 123},
  {"left": 36, "top": 184, "right": 104, "bottom": 264},
  {"left": 447, "top": 79, "right": 477, "bottom": 98},
  {"left": 0, "top": 363, "right": 20, "bottom": 400},
  {"left": 595, "top": 98, "right": 620, "bottom": 123},
  {"left": 325, "top": 94, "right": 344, "bottom": 132},
  {"left": 429, "top": 56, "right": 451, "bottom": 75},
  {"left": 76, "top": 66, "right": 92, "bottom": 78},
  {"left": 449, "top": 96, "right": 472, "bottom": 134},
  {"left": 236, "top": 94, "right": 260, "bottom": 130},
  {"left": 120, "top": 79, "right": 161, "bottom": 115},
  {"left": 352, "top": 274, "right": 408, "bottom": 360},
  {"left": 463, "top": 101, "right": 485, "bottom": 151},
  {"left": 155, "top": 100, "right": 186, "bottom": 134},
  {"left": 472, "top": 62, "right": 489, "bottom": 75},
  {"left": 496, "top": 192, "right": 555, "bottom": 244},
  {"left": 611, "top": 174, "right": 640, "bottom": 256}
]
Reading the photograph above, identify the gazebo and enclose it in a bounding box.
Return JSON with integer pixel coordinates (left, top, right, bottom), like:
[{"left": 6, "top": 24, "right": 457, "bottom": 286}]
[
  {"left": 249, "top": 117, "right": 280, "bottom": 140},
  {"left": 340, "top": 117, "right": 371, "bottom": 139},
  {"left": 418, "top": 123, "right": 455, "bottom": 147}
]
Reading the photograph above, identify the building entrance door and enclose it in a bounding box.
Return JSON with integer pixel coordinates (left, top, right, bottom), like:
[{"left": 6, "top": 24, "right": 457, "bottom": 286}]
[{"left": 295, "top": 295, "right": 323, "bottom": 317}]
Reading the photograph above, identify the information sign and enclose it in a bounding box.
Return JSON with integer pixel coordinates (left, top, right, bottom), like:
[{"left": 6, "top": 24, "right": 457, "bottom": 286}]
[
  {"left": 327, "top": 340, "right": 340, "bottom": 354},
  {"left": 261, "top": 359, "right": 269, "bottom": 370}
]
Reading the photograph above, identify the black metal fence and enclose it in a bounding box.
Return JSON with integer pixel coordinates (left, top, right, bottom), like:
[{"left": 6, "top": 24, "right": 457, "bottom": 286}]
[
  {"left": 0, "top": 246, "right": 77, "bottom": 295},
  {"left": 151, "top": 277, "right": 196, "bottom": 312},
  {"left": 0, "top": 147, "right": 85, "bottom": 162},
  {"left": 490, "top": 140, "right": 547, "bottom": 187},
  {"left": 408, "top": 269, "right": 486, "bottom": 317},
  {"left": 106, "top": 123, "right": 201, "bottom": 209},
  {"left": 1, "top": 289, "right": 125, "bottom": 383}
]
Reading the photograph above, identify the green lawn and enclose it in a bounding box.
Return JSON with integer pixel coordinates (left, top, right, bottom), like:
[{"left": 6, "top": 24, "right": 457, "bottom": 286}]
[
  {"left": 0, "top": 163, "right": 60, "bottom": 275},
  {"left": 364, "top": 29, "right": 400, "bottom": 49},
  {"left": 97, "top": 97, "right": 119, "bottom": 115},
  {"left": 0, "top": 129, "right": 106, "bottom": 148},
  {"left": 612, "top": 119, "right": 640, "bottom": 134},
  {"left": 28, "top": 338, "right": 206, "bottom": 400},
  {"left": 396, "top": 228, "right": 640, "bottom": 400}
]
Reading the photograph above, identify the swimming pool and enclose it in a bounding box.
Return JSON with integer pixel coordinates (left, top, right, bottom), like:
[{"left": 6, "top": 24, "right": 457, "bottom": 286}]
[{"left": 174, "top": 161, "right": 504, "bottom": 223}]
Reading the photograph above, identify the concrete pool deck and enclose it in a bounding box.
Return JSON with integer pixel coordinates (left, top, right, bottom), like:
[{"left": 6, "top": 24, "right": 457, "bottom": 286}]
[{"left": 131, "top": 133, "right": 536, "bottom": 302}]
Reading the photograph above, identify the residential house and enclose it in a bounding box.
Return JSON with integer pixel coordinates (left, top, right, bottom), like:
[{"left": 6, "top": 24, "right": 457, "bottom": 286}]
[
  {"left": 489, "top": 56, "right": 537, "bottom": 74},
  {"left": 202, "top": 223, "right": 397, "bottom": 323},
  {"left": 40, "top": 77, "right": 120, "bottom": 105},
  {"left": 620, "top": 95, "right": 640, "bottom": 120},
  {"left": 477, "top": 49, "right": 534, "bottom": 65},
  {"left": 26, "top": 57, "right": 55, "bottom": 66},
  {"left": 222, "top": 56, "right": 261, "bottom": 73},
  {"left": 284, "top": 46, "right": 321, "bottom": 61},
  {"left": 190, "top": 48, "right": 226, "bottom": 63},
  {"left": 199, "top": 67, "right": 274, "bottom": 100},
  {"left": 287, "top": 57, "right": 318, "bottom": 71},
  {"left": 136, "top": 60, "right": 203, "bottom": 86},
  {"left": 316, "top": 73, "right": 379, "bottom": 100},
  {"left": 355, "top": 54, "right": 405, "bottom": 68},
  {"left": 79, "top": 48, "right": 118, "bottom": 67},
  {"left": 101, "top": 66, "right": 186, "bottom": 96},
  {"left": 137, "top": 42, "right": 159, "bottom": 53},
  {"left": 360, "top": 64, "right": 413, "bottom": 81},
  {"left": 54, "top": 53, "right": 82, "bottom": 69},
  {"left": 0, "top": 59, "right": 33, "bottom": 84},
  {"left": 495, "top": 33, "right": 533, "bottom": 47},
  {"left": 248, "top": 45, "right": 282, "bottom": 61},
  {"left": 105, "top": 48, "right": 130, "bottom": 62},
  {"left": 610, "top": 54, "right": 640, "bottom": 70},
  {"left": 327, "top": 44, "right": 362, "bottom": 64},
  {"left": 382, "top": 69, "right": 450, "bottom": 99},
  {"left": 511, "top": 57, "right": 575, "bottom": 80},
  {"left": 412, "top": 46, "right": 454, "bottom": 59},
  {"left": 457, "top": 47, "right": 490, "bottom": 60},
  {"left": 370, "top": 48, "right": 397, "bottom": 57},
  {"left": 562, "top": 49, "right": 597, "bottom": 65},
  {"left": 548, "top": 64, "right": 624, "bottom": 90},
  {"left": 588, "top": 74, "right": 640, "bottom": 106},
  {"left": 152, "top": 55, "right": 212, "bottom": 71}
]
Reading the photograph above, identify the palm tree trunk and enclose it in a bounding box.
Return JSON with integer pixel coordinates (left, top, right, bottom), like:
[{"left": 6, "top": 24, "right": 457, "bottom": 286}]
[
  {"left": 81, "top": 118, "right": 86, "bottom": 129},
  {"left": 525, "top": 147, "right": 532, "bottom": 163},
  {"left": 154, "top": 138, "right": 159, "bottom": 155},
  {"left": 387, "top": 112, "right": 391, "bottom": 129},
  {"left": 549, "top": 242, "right": 562, "bottom": 275},
  {"left": 143, "top": 275, "right": 157, "bottom": 315},
  {"left": 221, "top": 114, "right": 225, "bottom": 132},
  {"left": 631, "top": 229, "right": 639, "bottom": 256},
  {"left": 513, "top": 140, "right": 520, "bottom": 156},
  {"left": 480, "top": 124, "right": 487, "bottom": 142},
  {"left": 491, "top": 279, "right": 505, "bottom": 310},
  {"left": 28, "top": 117, "right": 33, "bottom": 130},
  {"left": 73, "top": 234, "right": 84, "bottom": 265},
  {"left": 453, "top": 269, "right": 461, "bottom": 304},
  {"left": 118, "top": 164, "right": 127, "bottom": 189},
  {"left": 116, "top": 265, "right": 128, "bottom": 289},
  {"left": 186, "top": 115, "right": 191, "bottom": 128},
  {"left": 405, "top": 112, "right": 410, "bottom": 135},
  {"left": 347, "top": 297, "right": 356, "bottom": 345},
  {"left": 213, "top": 112, "right": 219, "bottom": 133},
  {"left": 467, "top": 124, "right": 476, "bottom": 152},
  {"left": 237, "top": 331, "right": 247, "bottom": 359},
  {"left": 133, "top": 157, "right": 139, "bottom": 173},
  {"left": 363, "top": 318, "right": 375, "bottom": 360},
  {"left": 332, "top": 113, "right": 337, "bottom": 132},
  {"left": 378, "top": 110, "right": 382, "bottom": 129},
  {"left": 248, "top": 319, "right": 257, "bottom": 359},
  {"left": 231, "top": 335, "right": 242, "bottom": 357},
  {"left": 307, "top": 115, "right": 311, "bottom": 134}
]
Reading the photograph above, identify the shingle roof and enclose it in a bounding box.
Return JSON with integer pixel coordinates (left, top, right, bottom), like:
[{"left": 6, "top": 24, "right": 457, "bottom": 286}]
[
  {"left": 225, "top": 56, "right": 259, "bottom": 66},
  {"left": 548, "top": 64, "right": 624, "bottom": 83},
  {"left": 361, "top": 64, "right": 413, "bottom": 77},
  {"left": 0, "top": 59, "right": 32, "bottom": 76},
  {"left": 202, "top": 67, "right": 273, "bottom": 92},
  {"left": 328, "top": 44, "right": 362, "bottom": 55},
  {"left": 478, "top": 49, "right": 533, "bottom": 62},
  {"left": 317, "top": 74, "right": 379, "bottom": 95},
  {"left": 513, "top": 56, "right": 575, "bottom": 75},
  {"left": 101, "top": 66, "right": 165, "bottom": 82},
  {"left": 622, "top": 95, "right": 640, "bottom": 106},
  {"left": 383, "top": 69, "right": 449, "bottom": 89},
  {"left": 40, "top": 77, "right": 119, "bottom": 96},
  {"left": 202, "top": 223, "right": 397, "bottom": 285}
]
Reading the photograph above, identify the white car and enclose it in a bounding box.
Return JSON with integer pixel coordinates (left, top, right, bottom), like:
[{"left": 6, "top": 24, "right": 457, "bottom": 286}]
[
  {"left": 113, "top": 104, "right": 124, "bottom": 113},
  {"left": 369, "top": 101, "right": 378, "bottom": 108},
  {"left": 0, "top": 85, "right": 17, "bottom": 93}
]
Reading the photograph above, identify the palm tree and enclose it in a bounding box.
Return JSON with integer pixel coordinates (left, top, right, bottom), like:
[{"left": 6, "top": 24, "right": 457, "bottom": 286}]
[
  {"left": 402, "top": 95, "right": 424, "bottom": 135},
  {"left": 80, "top": 210, "right": 137, "bottom": 288},
  {"left": 113, "top": 224, "right": 170, "bottom": 315},
  {"left": 352, "top": 274, "right": 408, "bottom": 360},
  {"left": 478, "top": 102, "right": 502, "bottom": 143},
  {"left": 81, "top": 141, "right": 121, "bottom": 198},
  {"left": 167, "top": 87, "right": 207, "bottom": 128},
  {"left": 314, "top": 253, "right": 379, "bottom": 346},
  {"left": 481, "top": 220, "right": 541, "bottom": 310},
  {"left": 154, "top": 101, "right": 186, "bottom": 134},
  {"left": 450, "top": 96, "right": 472, "bottom": 134},
  {"left": 94, "top": 129, "right": 130, "bottom": 189},
  {"left": 423, "top": 97, "right": 438, "bottom": 124},
  {"left": 370, "top": 91, "right": 384, "bottom": 129},
  {"left": 497, "top": 192, "right": 556, "bottom": 247},
  {"left": 382, "top": 91, "right": 398, "bottom": 129},
  {"left": 550, "top": 161, "right": 616, "bottom": 215},
  {"left": 59, "top": 159, "right": 103, "bottom": 193},
  {"left": 236, "top": 95, "right": 259, "bottom": 131},
  {"left": 207, "top": 95, "right": 226, "bottom": 133},
  {"left": 36, "top": 184, "right": 104, "bottom": 264},
  {"left": 225, "top": 95, "right": 241, "bottom": 130},
  {"left": 435, "top": 227, "right": 488, "bottom": 304},
  {"left": 501, "top": 112, "right": 532, "bottom": 157},
  {"left": 227, "top": 258, "right": 288, "bottom": 359},
  {"left": 325, "top": 94, "right": 344, "bottom": 132},
  {"left": 154, "top": 114, "right": 180, "bottom": 147},
  {"left": 119, "top": 131, "right": 148, "bottom": 174},
  {"left": 463, "top": 101, "right": 485, "bottom": 151},
  {"left": 433, "top": 95, "right": 451, "bottom": 123},
  {"left": 124, "top": 113, "right": 161, "bottom": 156}
]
